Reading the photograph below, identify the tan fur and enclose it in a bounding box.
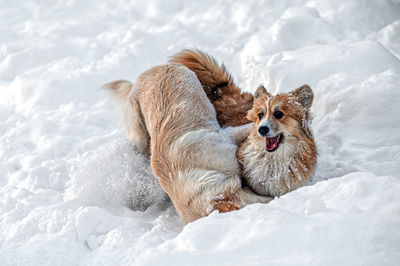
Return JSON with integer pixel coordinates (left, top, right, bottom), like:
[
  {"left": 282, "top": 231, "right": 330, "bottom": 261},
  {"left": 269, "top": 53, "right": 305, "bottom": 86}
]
[
  {"left": 237, "top": 85, "right": 317, "bottom": 197},
  {"left": 170, "top": 49, "right": 253, "bottom": 127},
  {"left": 106, "top": 63, "right": 271, "bottom": 222},
  {"left": 107, "top": 80, "right": 150, "bottom": 154}
]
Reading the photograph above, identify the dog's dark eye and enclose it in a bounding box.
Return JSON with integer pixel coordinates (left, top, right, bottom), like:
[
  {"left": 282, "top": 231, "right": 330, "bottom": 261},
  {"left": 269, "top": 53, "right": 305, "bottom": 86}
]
[
  {"left": 273, "top": 111, "right": 283, "bottom": 119},
  {"left": 258, "top": 113, "right": 264, "bottom": 120}
]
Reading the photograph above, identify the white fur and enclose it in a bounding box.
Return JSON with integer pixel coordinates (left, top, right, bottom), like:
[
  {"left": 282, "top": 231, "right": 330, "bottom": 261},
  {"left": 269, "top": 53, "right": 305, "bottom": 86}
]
[
  {"left": 168, "top": 128, "right": 241, "bottom": 178},
  {"left": 266, "top": 98, "right": 271, "bottom": 117},
  {"left": 223, "top": 123, "right": 254, "bottom": 145},
  {"left": 242, "top": 140, "right": 296, "bottom": 197}
]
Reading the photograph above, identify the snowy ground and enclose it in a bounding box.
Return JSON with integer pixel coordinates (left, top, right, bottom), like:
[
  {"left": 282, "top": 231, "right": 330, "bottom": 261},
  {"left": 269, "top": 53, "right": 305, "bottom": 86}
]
[{"left": 1, "top": 0, "right": 400, "bottom": 265}]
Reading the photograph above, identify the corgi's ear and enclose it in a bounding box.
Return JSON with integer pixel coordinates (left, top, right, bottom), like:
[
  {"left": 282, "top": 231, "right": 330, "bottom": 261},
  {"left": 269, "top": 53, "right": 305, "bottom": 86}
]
[
  {"left": 254, "top": 85, "right": 271, "bottom": 99},
  {"left": 291, "top": 85, "right": 313, "bottom": 109},
  {"left": 246, "top": 108, "right": 257, "bottom": 122}
]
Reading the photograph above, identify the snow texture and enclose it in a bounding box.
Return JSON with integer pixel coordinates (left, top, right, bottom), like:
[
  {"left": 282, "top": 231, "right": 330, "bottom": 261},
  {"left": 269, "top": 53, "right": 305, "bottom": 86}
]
[{"left": 1, "top": 0, "right": 400, "bottom": 265}]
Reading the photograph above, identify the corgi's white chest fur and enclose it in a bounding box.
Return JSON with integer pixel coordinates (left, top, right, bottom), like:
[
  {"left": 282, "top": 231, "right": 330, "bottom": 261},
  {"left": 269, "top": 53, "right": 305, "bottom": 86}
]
[{"left": 241, "top": 141, "right": 307, "bottom": 197}]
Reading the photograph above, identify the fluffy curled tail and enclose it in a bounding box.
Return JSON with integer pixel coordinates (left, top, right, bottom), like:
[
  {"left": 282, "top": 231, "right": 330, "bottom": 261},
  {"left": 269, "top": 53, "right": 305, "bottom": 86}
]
[
  {"left": 170, "top": 49, "right": 253, "bottom": 127},
  {"left": 104, "top": 80, "right": 150, "bottom": 154},
  {"left": 106, "top": 80, "right": 133, "bottom": 100}
]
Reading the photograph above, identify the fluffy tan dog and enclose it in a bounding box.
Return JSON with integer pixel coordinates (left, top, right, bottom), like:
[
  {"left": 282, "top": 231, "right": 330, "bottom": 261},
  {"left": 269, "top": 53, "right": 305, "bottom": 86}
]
[{"left": 107, "top": 63, "right": 271, "bottom": 222}]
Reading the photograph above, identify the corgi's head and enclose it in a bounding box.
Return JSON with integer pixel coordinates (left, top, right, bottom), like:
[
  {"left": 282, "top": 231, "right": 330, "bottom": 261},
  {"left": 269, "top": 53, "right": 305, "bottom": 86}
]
[{"left": 247, "top": 85, "right": 314, "bottom": 152}]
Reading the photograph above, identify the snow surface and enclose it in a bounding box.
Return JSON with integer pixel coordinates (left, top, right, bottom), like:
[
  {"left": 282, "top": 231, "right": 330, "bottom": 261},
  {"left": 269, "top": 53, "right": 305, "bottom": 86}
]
[{"left": 1, "top": 0, "right": 400, "bottom": 265}]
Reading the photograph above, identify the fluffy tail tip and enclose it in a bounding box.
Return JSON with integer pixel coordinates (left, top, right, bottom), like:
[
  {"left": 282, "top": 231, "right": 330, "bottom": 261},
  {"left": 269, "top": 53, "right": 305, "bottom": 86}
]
[{"left": 102, "top": 80, "right": 133, "bottom": 91}]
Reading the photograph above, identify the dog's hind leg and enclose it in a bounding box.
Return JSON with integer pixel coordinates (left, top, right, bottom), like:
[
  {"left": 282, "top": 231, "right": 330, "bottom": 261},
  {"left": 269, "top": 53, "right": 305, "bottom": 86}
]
[
  {"left": 105, "top": 80, "right": 150, "bottom": 154},
  {"left": 125, "top": 94, "right": 150, "bottom": 154},
  {"left": 210, "top": 184, "right": 272, "bottom": 215}
]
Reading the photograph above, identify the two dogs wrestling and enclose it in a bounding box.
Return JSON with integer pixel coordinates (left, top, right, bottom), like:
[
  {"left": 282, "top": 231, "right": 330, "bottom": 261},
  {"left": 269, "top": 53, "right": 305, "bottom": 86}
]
[{"left": 106, "top": 49, "right": 317, "bottom": 222}]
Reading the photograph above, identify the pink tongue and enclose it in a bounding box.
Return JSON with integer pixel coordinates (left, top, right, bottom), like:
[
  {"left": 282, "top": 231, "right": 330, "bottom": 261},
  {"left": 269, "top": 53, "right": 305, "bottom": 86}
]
[{"left": 266, "top": 136, "right": 278, "bottom": 151}]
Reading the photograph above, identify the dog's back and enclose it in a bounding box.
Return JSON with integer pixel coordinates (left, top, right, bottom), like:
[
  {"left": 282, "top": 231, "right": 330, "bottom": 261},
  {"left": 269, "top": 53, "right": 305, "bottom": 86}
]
[{"left": 134, "top": 64, "right": 241, "bottom": 175}]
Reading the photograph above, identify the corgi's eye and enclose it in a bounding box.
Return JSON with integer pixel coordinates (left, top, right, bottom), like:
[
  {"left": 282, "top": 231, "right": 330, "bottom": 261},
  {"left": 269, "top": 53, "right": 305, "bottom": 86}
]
[
  {"left": 274, "top": 111, "right": 283, "bottom": 119},
  {"left": 258, "top": 113, "right": 264, "bottom": 120}
]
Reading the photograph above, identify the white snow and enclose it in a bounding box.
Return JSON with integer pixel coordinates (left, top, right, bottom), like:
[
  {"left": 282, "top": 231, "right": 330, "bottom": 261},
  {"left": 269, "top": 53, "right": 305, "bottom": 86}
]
[{"left": 1, "top": 0, "right": 400, "bottom": 265}]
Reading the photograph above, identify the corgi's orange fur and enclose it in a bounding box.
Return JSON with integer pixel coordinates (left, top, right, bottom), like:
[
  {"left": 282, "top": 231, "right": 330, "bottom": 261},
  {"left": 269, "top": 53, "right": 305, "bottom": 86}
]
[
  {"left": 237, "top": 85, "right": 317, "bottom": 197},
  {"left": 106, "top": 63, "right": 271, "bottom": 222},
  {"left": 170, "top": 49, "right": 253, "bottom": 127}
]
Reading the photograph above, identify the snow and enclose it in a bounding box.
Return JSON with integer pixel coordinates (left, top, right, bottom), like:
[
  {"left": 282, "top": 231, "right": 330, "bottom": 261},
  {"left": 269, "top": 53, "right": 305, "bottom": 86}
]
[{"left": 1, "top": 0, "right": 400, "bottom": 265}]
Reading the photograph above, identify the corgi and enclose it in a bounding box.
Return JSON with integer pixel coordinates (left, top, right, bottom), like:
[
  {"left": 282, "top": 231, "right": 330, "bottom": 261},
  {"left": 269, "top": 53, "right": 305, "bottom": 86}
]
[
  {"left": 170, "top": 49, "right": 253, "bottom": 127},
  {"left": 106, "top": 63, "right": 271, "bottom": 222},
  {"left": 237, "top": 85, "right": 317, "bottom": 197}
]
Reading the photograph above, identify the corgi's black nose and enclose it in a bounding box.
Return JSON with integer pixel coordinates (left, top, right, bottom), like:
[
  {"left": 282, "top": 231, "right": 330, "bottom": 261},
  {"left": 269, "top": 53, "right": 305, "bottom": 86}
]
[{"left": 258, "top": 126, "right": 269, "bottom": 136}]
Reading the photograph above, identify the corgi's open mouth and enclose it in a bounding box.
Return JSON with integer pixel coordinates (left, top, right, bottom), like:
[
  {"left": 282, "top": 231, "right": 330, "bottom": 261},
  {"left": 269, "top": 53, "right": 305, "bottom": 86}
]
[{"left": 265, "top": 134, "right": 282, "bottom": 152}]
